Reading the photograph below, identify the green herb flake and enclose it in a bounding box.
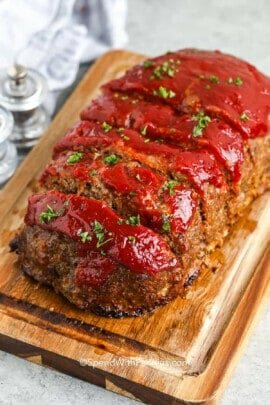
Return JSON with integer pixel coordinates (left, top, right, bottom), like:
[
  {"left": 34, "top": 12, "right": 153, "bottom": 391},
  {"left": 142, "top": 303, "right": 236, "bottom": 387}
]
[
  {"left": 209, "top": 75, "right": 219, "bottom": 84},
  {"left": 67, "top": 152, "right": 83, "bottom": 164},
  {"left": 140, "top": 125, "right": 148, "bottom": 136},
  {"left": 192, "top": 112, "right": 211, "bottom": 137},
  {"left": 129, "top": 191, "right": 137, "bottom": 196},
  {"left": 162, "top": 216, "right": 171, "bottom": 233},
  {"left": 101, "top": 121, "right": 113, "bottom": 133},
  {"left": 126, "top": 214, "right": 140, "bottom": 226},
  {"left": 240, "top": 112, "right": 250, "bottom": 122},
  {"left": 78, "top": 231, "right": 92, "bottom": 243},
  {"left": 150, "top": 60, "right": 178, "bottom": 80},
  {"left": 117, "top": 218, "right": 124, "bottom": 225},
  {"left": 90, "top": 170, "right": 98, "bottom": 176},
  {"left": 227, "top": 76, "right": 243, "bottom": 86},
  {"left": 234, "top": 76, "right": 243, "bottom": 86},
  {"left": 39, "top": 205, "right": 61, "bottom": 223},
  {"left": 153, "top": 86, "right": 176, "bottom": 99},
  {"left": 143, "top": 60, "right": 154, "bottom": 68},
  {"left": 163, "top": 180, "right": 179, "bottom": 196},
  {"left": 122, "top": 135, "right": 130, "bottom": 141},
  {"left": 104, "top": 154, "right": 119, "bottom": 166},
  {"left": 92, "top": 220, "right": 113, "bottom": 248},
  {"left": 117, "top": 127, "right": 125, "bottom": 133},
  {"left": 128, "top": 235, "right": 136, "bottom": 243}
]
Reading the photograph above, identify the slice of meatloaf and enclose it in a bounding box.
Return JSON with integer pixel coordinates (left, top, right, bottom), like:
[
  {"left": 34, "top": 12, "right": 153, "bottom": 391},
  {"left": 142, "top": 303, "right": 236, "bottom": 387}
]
[
  {"left": 11, "top": 49, "right": 270, "bottom": 317},
  {"left": 12, "top": 191, "right": 182, "bottom": 317}
]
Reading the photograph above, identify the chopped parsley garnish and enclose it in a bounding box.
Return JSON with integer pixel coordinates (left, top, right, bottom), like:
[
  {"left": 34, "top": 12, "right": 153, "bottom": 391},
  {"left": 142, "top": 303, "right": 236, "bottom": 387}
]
[
  {"left": 163, "top": 180, "right": 179, "bottom": 196},
  {"left": 126, "top": 214, "right": 140, "bottom": 226},
  {"left": 129, "top": 191, "right": 137, "bottom": 196},
  {"left": 240, "top": 112, "right": 250, "bottom": 122},
  {"left": 150, "top": 60, "right": 178, "bottom": 80},
  {"left": 153, "top": 86, "right": 176, "bottom": 99},
  {"left": 117, "top": 218, "right": 124, "bottom": 225},
  {"left": 227, "top": 76, "right": 243, "bottom": 86},
  {"left": 92, "top": 220, "right": 112, "bottom": 248},
  {"left": 140, "top": 125, "right": 148, "bottom": 136},
  {"left": 192, "top": 112, "right": 211, "bottom": 137},
  {"left": 67, "top": 152, "right": 83, "bottom": 164},
  {"left": 104, "top": 154, "right": 119, "bottom": 165},
  {"left": 234, "top": 77, "right": 243, "bottom": 86},
  {"left": 101, "top": 121, "right": 112, "bottom": 133},
  {"left": 117, "top": 127, "right": 125, "bottom": 133},
  {"left": 128, "top": 235, "right": 136, "bottom": 243},
  {"left": 209, "top": 75, "right": 219, "bottom": 84},
  {"left": 78, "top": 231, "right": 92, "bottom": 243},
  {"left": 90, "top": 170, "right": 97, "bottom": 176},
  {"left": 121, "top": 134, "right": 130, "bottom": 141},
  {"left": 162, "top": 215, "right": 171, "bottom": 233},
  {"left": 39, "top": 205, "right": 61, "bottom": 223},
  {"left": 143, "top": 60, "right": 154, "bottom": 68}
]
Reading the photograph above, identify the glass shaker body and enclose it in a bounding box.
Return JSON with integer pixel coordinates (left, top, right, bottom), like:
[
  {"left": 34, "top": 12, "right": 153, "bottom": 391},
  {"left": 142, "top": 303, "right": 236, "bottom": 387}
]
[{"left": 0, "top": 65, "right": 50, "bottom": 150}]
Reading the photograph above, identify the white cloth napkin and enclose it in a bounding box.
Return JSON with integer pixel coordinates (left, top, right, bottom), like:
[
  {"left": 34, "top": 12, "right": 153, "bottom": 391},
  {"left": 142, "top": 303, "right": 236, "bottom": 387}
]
[{"left": 0, "top": 0, "right": 128, "bottom": 112}]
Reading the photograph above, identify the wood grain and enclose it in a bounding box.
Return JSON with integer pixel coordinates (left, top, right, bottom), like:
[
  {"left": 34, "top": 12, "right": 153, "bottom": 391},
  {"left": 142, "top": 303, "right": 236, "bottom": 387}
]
[{"left": 0, "top": 50, "right": 269, "bottom": 405}]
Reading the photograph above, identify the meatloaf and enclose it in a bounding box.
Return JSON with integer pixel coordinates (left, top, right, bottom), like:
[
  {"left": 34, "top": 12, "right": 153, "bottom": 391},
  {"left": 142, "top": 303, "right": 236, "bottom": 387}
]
[{"left": 10, "top": 49, "right": 270, "bottom": 317}]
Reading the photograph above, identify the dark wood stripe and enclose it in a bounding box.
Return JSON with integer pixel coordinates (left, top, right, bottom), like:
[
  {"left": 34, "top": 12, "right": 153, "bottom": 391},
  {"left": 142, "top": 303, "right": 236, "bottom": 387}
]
[
  {"left": 0, "top": 333, "right": 202, "bottom": 405},
  {"left": 0, "top": 292, "right": 184, "bottom": 362}
]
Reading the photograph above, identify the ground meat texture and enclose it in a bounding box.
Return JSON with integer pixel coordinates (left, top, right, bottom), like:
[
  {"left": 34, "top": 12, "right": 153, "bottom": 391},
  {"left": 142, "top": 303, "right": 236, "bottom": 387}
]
[
  {"left": 15, "top": 226, "right": 183, "bottom": 317},
  {"left": 11, "top": 49, "right": 270, "bottom": 317},
  {"left": 40, "top": 150, "right": 204, "bottom": 269}
]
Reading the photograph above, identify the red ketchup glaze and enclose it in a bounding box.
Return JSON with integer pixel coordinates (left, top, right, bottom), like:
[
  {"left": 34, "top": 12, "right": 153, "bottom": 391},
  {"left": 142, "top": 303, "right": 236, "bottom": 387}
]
[
  {"left": 101, "top": 163, "right": 163, "bottom": 194},
  {"left": 53, "top": 121, "right": 118, "bottom": 158},
  {"left": 118, "top": 130, "right": 225, "bottom": 193},
  {"left": 81, "top": 92, "right": 244, "bottom": 182},
  {"left": 100, "top": 163, "right": 166, "bottom": 232},
  {"left": 164, "top": 186, "right": 198, "bottom": 234},
  {"left": 81, "top": 90, "right": 177, "bottom": 130},
  {"left": 46, "top": 114, "right": 226, "bottom": 194},
  {"left": 25, "top": 191, "right": 179, "bottom": 286},
  {"left": 51, "top": 122, "right": 225, "bottom": 194},
  {"left": 75, "top": 254, "right": 116, "bottom": 288},
  {"left": 40, "top": 151, "right": 101, "bottom": 184},
  {"left": 172, "top": 150, "right": 225, "bottom": 194},
  {"left": 104, "top": 49, "right": 270, "bottom": 138}
]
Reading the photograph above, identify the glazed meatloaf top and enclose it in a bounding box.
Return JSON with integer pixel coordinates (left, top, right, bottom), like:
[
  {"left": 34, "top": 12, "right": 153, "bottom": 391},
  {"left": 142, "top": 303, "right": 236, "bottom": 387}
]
[{"left": 11, "top": 49, "right": 270, "bottom": 317}]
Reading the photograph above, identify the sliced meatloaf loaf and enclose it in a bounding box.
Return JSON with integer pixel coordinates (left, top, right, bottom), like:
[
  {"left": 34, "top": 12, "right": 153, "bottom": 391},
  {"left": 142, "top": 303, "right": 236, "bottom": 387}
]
[{"left": 10, "top": 49, "right": 270, "bottom": 317}]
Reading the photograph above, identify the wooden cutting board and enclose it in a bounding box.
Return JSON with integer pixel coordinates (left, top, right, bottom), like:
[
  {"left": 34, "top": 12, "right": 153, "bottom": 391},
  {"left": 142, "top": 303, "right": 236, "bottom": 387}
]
[{"left": 0, "top": 50, "right": 269, "bottom": 405}]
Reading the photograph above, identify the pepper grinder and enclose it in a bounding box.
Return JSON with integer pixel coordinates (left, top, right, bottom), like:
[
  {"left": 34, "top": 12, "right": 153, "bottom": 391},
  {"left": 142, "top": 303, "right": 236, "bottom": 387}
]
[
  {"left": 0, "top": 106, "right": 17, "bottom": 184},
  {"left": 0, "top": 64, "right": 49, "bottom": 149}
]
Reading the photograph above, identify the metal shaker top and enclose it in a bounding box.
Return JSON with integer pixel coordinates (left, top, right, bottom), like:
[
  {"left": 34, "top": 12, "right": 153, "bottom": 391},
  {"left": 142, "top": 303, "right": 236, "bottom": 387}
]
[
  {"left": 0, "top": 106, "right": 14, "bottom": 144},
  {"left": 0, "top": 64, "right": 48, "bottom": 112}
]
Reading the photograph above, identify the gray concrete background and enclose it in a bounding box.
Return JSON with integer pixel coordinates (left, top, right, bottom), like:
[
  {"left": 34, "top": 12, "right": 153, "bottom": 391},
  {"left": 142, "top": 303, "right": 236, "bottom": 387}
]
[{"left": 1, "top": 1, "right": 270, "bottom": 404}]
